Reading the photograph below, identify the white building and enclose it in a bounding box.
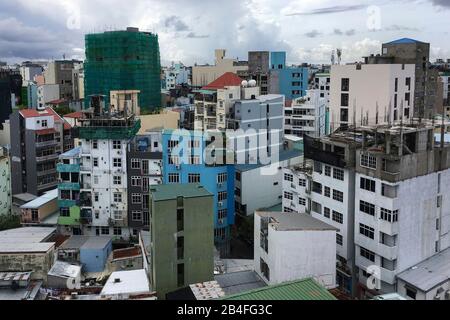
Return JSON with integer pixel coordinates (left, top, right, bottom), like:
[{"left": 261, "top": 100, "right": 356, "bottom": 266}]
[
  {"left": 163, "top": 62, "right": 191, "bottom": 90},
  {"left": 235, "top": 149, "right": 302, "bottom": 217},
  {"left": 329, "top": 64, "right": 415, "bottom": 131},
  {"left": 192, "top": 49, "right": 248, "bottom": 87},
  {"left": 439, "top": 72, "right": 450, "bottom": 117},
  {"left": 100, "top": 269, "right": 154, "bottom": 300},
  {"left": 353, "top": 124, "right": 450, "bottom": 298},
  {"left": 285, "top": 90, "right": 327, "bottom": 138},
  {"left": 47, "top": 260, "right": 82, "bottom": 289},
  {"left": 78, "top": 95, "right": 140, "bottom": 238},
  {"left": 282, "top": 133, "right": 359, "bottom": 295},
  {"left": 254, "top": 211, "right": 337, "bottom": 289},
  {"left": 0, "top": 147, "right": 12, "bottom": 217},
  {"left": 37, "top": 84, "right": 60, "bottom": 110}
]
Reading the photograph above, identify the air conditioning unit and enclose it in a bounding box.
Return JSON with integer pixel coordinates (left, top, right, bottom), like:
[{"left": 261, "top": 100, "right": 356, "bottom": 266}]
[
  {"left": 217, "top": 182, "right": 223, "bottom": 188},
  {"left": 117, "top": 151, "right": 122, "bottom": 155},
  {"left": 175, "top": 165, "right": 181, "bottom": 170},
  {"left": 218, "top": 201, "right": 223, "bottom": 207}
]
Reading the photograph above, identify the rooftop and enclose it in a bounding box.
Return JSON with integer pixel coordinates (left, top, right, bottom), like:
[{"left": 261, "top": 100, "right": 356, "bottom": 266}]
[
  {"left": 59, "top": 235, "right": 112, "bottom": 250},
  {"left": 64, "top": 111, "right": 83, "bottom": 119},
  {"left": 215, "top": 271, "right": 266, "bottom": 296},
  {"left": 150, "top": 183, "right": 213, "bottom": 201},
  {"left": 202, "top": 72, "right": 243, "bottom": 90},
  {"left": 222, "top": 278, "right": 337, "bottom": 300},
  {"left": 235, "top": 149, "right": 302, "bottom": 172},
  {"left": 13, "top": 193, "right": 37, "bottom": 203},
  {"left": 256, "top": 211, "right": 339, "bottom": 232},
  {"left": 48, "top": 260, "right": 82, "bottom": 278},
  {"left": 100, "top": 269, "right": 150, "bottom": 296},
  {"left": 60, "top": 147, "right": 81, "bottom": 159},
  {"left": 20, "top": 189, "right": 58, "bottom": 209},
  {"left": 0, "top": 227, "right": 56, "bottom": 244},
  {"left": 385, "top": 38, "right": 426, "bottom": 45},
  {"left": 112, "top": 246, "right": 141, "bottom": 260},
  {"left": 396, "top": 247, "right": 450, "bottom": 292}
]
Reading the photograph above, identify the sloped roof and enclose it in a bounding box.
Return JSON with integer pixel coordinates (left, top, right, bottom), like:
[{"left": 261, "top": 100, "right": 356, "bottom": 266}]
[
  {"left": 202, "top": 72, "right": 242, "bottom": 90},
  {"left": 222, "top": 278, "right": 337, "bottom": 300},
  {"left": 64, "top": 111, "right": 83, "bottom": 119},
  {"left": 385, "top": 38, "right": 426, "bottom": 45}
]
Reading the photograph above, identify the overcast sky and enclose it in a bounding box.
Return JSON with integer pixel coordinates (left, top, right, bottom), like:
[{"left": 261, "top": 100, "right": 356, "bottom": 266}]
[{"left": 0, "top": 0, "right": 449, "bottom": 66}]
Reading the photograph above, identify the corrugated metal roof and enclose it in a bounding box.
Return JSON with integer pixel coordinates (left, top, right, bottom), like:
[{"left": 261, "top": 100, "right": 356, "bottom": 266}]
[
  {"left": 222, "top": 278, "right": 337, "bottom": 300},
  {"left": 385, "top": 38, "right": 425, "bottom": 45},
  {"left": 150, "top": 183, "right": 213, "bottom": 201},
  {"left": 20, "top": 189, "right": 58, "bottom": 209}
]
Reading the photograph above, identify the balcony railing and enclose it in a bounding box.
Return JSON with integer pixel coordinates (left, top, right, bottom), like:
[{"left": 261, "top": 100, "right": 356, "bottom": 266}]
[
  {"left": 37, "top": 180, "right": 58, "bottom": 189},
  {"left": 57, "top": 163, "right": 80, "bottom": 173},
  {"left": 35, "top": 140, "right": 58, "bottom": 148},
  {"left": 36, "top": 153, "right": 58, "bottom": 162}
]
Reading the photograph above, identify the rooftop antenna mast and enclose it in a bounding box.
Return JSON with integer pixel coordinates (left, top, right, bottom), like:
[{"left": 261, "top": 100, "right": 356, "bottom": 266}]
[{"left": 337, "top": 49, "right": 342, "bottom": 65}]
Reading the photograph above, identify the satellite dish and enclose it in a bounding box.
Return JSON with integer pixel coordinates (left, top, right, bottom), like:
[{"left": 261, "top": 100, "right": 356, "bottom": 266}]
[
  {"left": 248, "top": 79, "right": 257, "bottom": 87},
  {"left": 241, "top": 80, "right": 248, "bottom": 87}
]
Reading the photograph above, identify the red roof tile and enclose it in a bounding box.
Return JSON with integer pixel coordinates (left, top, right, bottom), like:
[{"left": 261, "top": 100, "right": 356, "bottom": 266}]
[
  {"left": 63, "top": 121, "right": 72, "bottom": 130},
  {"left": 112, "top": 246, "right": 141, "bottom": 260},
  {"left": 19, "top": 109, "right": 41, "bottom": 118},
  {"left": 202, "top": 72, "right": 243, "bottom": 90}
]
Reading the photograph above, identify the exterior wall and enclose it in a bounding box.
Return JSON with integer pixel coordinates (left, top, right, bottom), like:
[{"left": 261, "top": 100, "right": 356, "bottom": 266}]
[
  {"left": 21, "top": 199, "right": 58, "bottom": 224},
  {"left": 0, "top": 120, "right": 10, "bottom": 146},
  {"left": 138, "top": 111, "right": 180, "bottom": 133},
  {"left": 44, "top": 61, "right": 75, "bottom": 100},
  {"left": 269, "top": 67, "right": 308, "bottom": 101},
  {"left": 27, "top": 83, "right": 38, "bottom": 109},
  {"left": 354, "top": 168, "right": 450, "bottom": 292},
  {"left": 254, "top": 214, "right": 336, "bottom": 288},
  {"left": 0, "top": 150, "right": 12, "bottom": 216},
  {"left": 236, "top": 155, "right": 303, "bottom": 216},
  {"left": 37, "top": 84, "right": 60, "bottom": 109},
  {"left": 0, "top": 247, "right": 55, "bottom": 281},
  {"left": 397, "top": 278, "right": 450, "bottom": 300},
  {"left": 330, "top": 64, "right": 415, "bottom": 130},
  {"left": 192, "top": 50, "right": 248, "bottom": 87},
  {"left": 150, "top": 193, "right": 214, "bottom": 299},
  {"left": 79, "top": 240, "right": 113, "bottom": 272},
  {"left": 47, "top": 273, "right": 81, "bottom": 289},
  {"left": 162, "top": 131, "right": 235, "bottom": 248}
]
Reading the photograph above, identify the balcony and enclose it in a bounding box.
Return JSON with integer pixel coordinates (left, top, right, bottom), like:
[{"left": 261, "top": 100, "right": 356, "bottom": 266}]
[
  {"left": 379, "top": 220, "right": 399, "bottom": 236},
  {"left": 80, "top": 183, "right": 92, "bottom": 190},
  {"left": 79, "top": 195, "right": 92, "bottom": 207},
  {"left": 58, "top": 207, "right": 81, "bottom": 226},
  {"left": 355, "top": 235, "right": 398, "bottom": 261},
  {"left": 36, "top": 153, "right": 59, "bottom": 162},
  {"left": 58, "top": 199, "right": 78, "bottom": 208},
  {"left": 37, "top": 180, "right": 58, "bottom": 190},
  {"left": 37, "top": 168, "right": 57, "bottom": 176},
  {"left": 80, "top": 209, "right": 92, "bottom": 224},
  {"left": 78, "top": 119, "right": 141, "bottom": 140},
  {"left": 57, "top": 163, "right": 80, "bottom": 173},
  {"left": 35, "top": 140, "right": 58, "bottom": 148},
  {"left": 58, "top": 182, "right": 81, "bottom": 191},
  {"left": 108, "top": 217, "right": 127, "bottom": 227}
]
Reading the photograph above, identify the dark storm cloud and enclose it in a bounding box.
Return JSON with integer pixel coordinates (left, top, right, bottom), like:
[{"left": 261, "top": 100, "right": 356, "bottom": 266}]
[
  {"left": 333, "top": 28, "right": 356, "bottom": 36},
  {"left": 164, "top": 15, "right": 190, "bottom": 31},
  {"left": 305, "top": 30, "right": 322, "bottom": 38},
  {"left": 429, "top": 0, "right": 450, "bottom": 8},
  {"left": 285, "top": 5, "right": 367, "bottom": 16}
]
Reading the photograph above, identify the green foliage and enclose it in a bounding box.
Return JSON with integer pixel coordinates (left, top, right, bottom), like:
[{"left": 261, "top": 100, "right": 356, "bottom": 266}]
[
  {"left": 0, "top": 214, "right": 21, "bottom": 231},
  {"left": 54, "top": 105, "right": 73, "bottom": 116}
]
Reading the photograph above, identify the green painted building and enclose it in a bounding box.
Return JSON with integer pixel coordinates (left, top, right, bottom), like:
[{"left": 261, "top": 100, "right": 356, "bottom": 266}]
[
  {"left": 57, "top": 147, "right": 83, "bottom": 232},
  {"left": 223, "top": 278, "right": 337, "bottom": 300},
  {"left": 150, "top": 184, "right": 214, "bottom": 299},
  {"left": 84, "top": 27, "right": 161, "bottom": 113}
]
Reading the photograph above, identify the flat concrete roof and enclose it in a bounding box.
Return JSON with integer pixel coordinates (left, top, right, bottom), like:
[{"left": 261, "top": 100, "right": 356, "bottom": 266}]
[
  {"left": 150, "top": 183, "right": 213, "bottom": 201},
  {"left": 59, "top": 235, "right": 112, "bottom": 250},
  {"left": 397, "top": 248, "right": 450, "bottom": 292},
  {"left": 0, "top": 227, "right": 56, "bottom": 244},
  {"left": 256, "top": 212, "right": 339, "bottom": 232},
  {"left": 100, "top": 269, "right": 150, "bottom": 296}
]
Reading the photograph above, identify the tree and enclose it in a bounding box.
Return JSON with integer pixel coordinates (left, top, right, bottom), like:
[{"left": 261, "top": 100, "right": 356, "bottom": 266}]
[{"left": 0, "top": 214, "right": 21, "bottom": 231}]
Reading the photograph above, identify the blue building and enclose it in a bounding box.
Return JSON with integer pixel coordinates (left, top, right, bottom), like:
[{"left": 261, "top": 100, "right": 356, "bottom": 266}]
[
  {"left": 269, "top": 51, "right": 308, "bottom": 101},
  {"left": 79, "top": 236, "right": 113, "bottom": 272},
  {"left": 162, "top": 129, "right": 235, "bottom": 253}
]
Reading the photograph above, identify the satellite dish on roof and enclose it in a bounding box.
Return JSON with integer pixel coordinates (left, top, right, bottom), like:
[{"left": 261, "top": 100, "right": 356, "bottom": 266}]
[
  {"left": 241, "top": 80, "right": 248, "bottom": 87},
  {"left": 248, "top": 79, "right": 256, "bottom": 87}
]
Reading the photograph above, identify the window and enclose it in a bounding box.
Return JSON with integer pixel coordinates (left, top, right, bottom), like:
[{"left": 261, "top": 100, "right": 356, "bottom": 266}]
[
  {"left": 336, "top": 234, "right": 343, "bottom": 246},
  {"left": 324, "top": 207, "right": 330, "bottom": 218},
  {"left": 113, "top": 193, "right": 122, "bottom": 203},
  {"left": 360, "top": 177, "right": 376, "bottom": 192},
  {"left": 359, "top": 223, "right": 375, "bottom": 239},
  {"left": 284, "top": 207, "right": 294, "bottom": 213},
  {"left": 177, "top": 209, "right": 184, "bottom": 231},
  {"left": 113, "top": 140, "right": 121, "bottom": 149},
  {"left": 113, "top": 158, "right": 122, "bottom": 168},
  {"left": 333, "top": 168, "right": 344, "bottom": 181},
  {"left": 324, "top": 166, "right": 331, "bottom": 176},
  {"left": 132, "top": 193, "right": 141, "bottom": 204},
  {"left": 260, "top": 258, "right": 270, "bottom": 281},
  {"left": 188, "top": 140, "right": 200, "bottom": 148},
  {"left": 142, "top": 160, "right": 149, "bottom": 175},
  {"left": 132, "top": 211, "right": 142, "bottom": 221},
  {"left": 340, "top": 108, "right": 348, "bottom": 122},
  {"left": 113, "top": 227, "right": 122, "bottom": 236},
  {"left": 177, "top": 264, "right": 184, "bottom": 287},
  {"left": 168, "top": 140, "right": 179, "bottom": 149},
  {"left": 214, "top": 227, "right": 226, "bottom": 240},
  {"left": 312, "top": 201, "right": 322, "bottom": 214},
  {"left": 218, "top": 192, "right": 227, "bottom": 201},
  {"left": 131, "top": 176, "right": 142, "bottom": 187},
  {"left": 217, "top": 173, "right": 227, "bottom": 184},
  {"left": 324, "top": 186, "right": 331, "bottom": 198},
  {"left": 92, "top": 140, "right": 98, "bottom": 149},
  {"left": 41, "top": 119, "right": 48, "bottom": 127},
  {"left": 188, "top": 173, "right": 200, "bottom": 183},
  {"left": 360, "top": 200, "right": 375, "bottom": 216},
  {"left": 101, "top": 227, "right": 110, "bottom": 235},
  {"left": 131, "top": 159, "right": 141, "bottom": 169},
  {"left": 341, "top": 78, "right": 349, "bottom": 91},
  {"left": 332, "top": 211, "right": 343, "bottom": 224},
  {"left": 298, "top": 178, "right": 306, "bottom": 187},
  {"left": 332, "top": 190, "right": 344, "bottom": 202},
  {"left": 284, "top": 192, "right": 293, "bottom": 200},
  {"left": 405, "top": 287, "right": 416, "bottom": 300},
  {"left": 299, "top": 197, "right": 306, "bottom": 206},
  {"left": 235, "top": 171, "right": 241, "bottom": 181},
  {"left": 360, "top": 247, "right": 375, "bottom": 262},
  {"left": 93, "top": 158, "right": 99, "bottom": 167},
  {"left": 314, "top": 161, "right": 322, "bottom": 173},
  {"left": 60, "top": 208, "right": 70, "bottom": 217},
  {"left": 312, "top": 182, "right": 322, "bottom": 194},
  {"left": 168, "top": 155, "right": 180, "bottom": 165},
  {"left": 189, "top": 155, "right": 200, "bottom": 165},
  {"left": 218, "top": 209, "right": 227, "bottom": 220},
  {"left": 380, "top": 208, "right": 398, "bottom": 222},
  {"left": 113, "top": 176, "right": 121, "bottom": 185},
  {"left": 361, "top": 153, "right": 376, "bottom": 169},
  {"left": 168, "top": 173, "right": 180, "bottom": 183},
  {"left": 93, "top": 176, "right": 99, "bottom": 184},
  {"left": 341, "top": 93, "right": 349, "bottom": 107},
  {"left": 284, "top": 173, "right": 293, "bottom": 182}
]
